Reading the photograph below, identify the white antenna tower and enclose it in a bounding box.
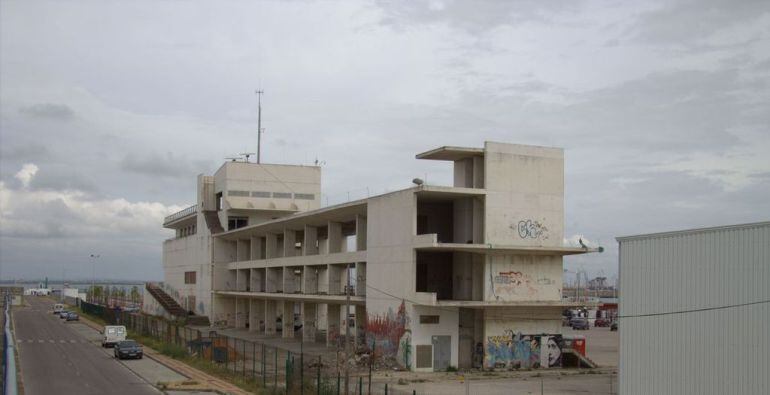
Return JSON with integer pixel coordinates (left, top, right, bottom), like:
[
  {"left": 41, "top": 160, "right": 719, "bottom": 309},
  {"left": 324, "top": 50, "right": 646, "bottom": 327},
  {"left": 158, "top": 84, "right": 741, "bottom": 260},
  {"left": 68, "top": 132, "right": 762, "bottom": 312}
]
[{"left": 256, "top": 89, "right": 264, "bottom": 164}]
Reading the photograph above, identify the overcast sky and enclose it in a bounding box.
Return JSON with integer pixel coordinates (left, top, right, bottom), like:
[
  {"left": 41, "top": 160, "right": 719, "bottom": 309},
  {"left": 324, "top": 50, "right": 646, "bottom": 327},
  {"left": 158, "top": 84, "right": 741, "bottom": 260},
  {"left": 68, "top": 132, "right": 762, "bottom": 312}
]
[{"left": 1, "top": 0, "right": 768, "bottom": 283}]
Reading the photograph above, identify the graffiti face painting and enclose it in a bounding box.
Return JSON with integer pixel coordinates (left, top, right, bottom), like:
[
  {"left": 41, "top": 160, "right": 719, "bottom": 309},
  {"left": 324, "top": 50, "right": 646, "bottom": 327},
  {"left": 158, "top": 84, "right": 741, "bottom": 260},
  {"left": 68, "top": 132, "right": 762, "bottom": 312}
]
[
  {"left": 485, "top": 332, "right": 563, "bottom": 369},
  {"left": 545, "top": 336, "right": 562, "bottom": 367}
]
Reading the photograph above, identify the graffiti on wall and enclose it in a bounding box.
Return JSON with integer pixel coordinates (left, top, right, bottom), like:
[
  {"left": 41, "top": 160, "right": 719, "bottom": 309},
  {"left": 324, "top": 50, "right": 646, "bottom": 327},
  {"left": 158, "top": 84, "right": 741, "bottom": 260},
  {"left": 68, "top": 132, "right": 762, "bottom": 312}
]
[
  {"left": 514, "top": 219, "right": 549, "bottom": 240},
  {"left": 366, "top": 301, "right": 411, "bottom": 369},
  {"left": 485, "top": 330, "right": 562, "bottom": 369},
  {"left": 493, "top": 271, "right": 539, "bottom": 296}
]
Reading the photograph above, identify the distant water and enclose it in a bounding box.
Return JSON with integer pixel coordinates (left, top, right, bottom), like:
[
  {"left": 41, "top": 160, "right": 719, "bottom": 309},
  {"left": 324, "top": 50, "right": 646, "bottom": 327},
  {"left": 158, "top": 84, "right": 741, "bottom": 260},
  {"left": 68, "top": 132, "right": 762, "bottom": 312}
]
[{"left": 20, "top": 282, "right": 146, "bottom": 295}]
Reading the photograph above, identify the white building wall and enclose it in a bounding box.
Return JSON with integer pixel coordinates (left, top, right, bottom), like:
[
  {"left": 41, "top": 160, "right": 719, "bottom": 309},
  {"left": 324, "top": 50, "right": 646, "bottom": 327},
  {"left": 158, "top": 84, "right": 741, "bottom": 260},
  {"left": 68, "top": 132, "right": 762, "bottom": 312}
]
[{"left": 618, "top": 222, "right": 770, "bottom": 395}]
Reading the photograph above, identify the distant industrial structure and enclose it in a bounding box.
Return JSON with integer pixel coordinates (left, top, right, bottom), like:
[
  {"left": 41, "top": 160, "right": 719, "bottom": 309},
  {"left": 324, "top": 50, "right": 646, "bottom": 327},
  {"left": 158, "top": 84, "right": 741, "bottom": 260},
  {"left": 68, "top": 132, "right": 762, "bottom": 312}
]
[
  {"left": 148, "top": 141, "right": 601, "bottom": 371},
  {"left": 617, "top": 221, "right": 770, "bottom": 395}
]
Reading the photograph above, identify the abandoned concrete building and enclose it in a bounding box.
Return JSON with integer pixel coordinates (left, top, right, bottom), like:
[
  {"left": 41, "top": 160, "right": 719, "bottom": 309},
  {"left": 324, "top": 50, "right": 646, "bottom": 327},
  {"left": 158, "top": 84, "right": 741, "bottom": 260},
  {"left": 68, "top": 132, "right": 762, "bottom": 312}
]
[{"left": 148, "top": 141, "right": 600, "bottom": 372}]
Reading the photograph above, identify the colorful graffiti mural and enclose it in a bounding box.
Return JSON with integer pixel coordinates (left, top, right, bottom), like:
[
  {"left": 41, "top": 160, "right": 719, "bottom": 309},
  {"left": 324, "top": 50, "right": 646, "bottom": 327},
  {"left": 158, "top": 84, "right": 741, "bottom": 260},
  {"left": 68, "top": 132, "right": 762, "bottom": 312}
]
[
  {"left": 485, "top": 331, "right": 562, "bottom": 369},
  {"left": 366, "top": 301, "right": 411, "bottom": 369}
]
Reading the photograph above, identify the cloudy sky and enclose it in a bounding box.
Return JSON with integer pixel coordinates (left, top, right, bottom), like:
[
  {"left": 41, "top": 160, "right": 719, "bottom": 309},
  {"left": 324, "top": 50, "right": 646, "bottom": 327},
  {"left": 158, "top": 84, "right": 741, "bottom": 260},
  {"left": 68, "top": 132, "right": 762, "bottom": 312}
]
[{"left": 1, "top": 0, "right": 768, "bottom": 283}]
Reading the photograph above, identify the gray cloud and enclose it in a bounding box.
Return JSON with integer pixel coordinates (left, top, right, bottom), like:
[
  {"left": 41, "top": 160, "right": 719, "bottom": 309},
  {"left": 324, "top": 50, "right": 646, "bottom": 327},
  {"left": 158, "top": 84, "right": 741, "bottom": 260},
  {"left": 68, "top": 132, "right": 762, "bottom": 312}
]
[
  {"left": 625, "top": 0, "right": 770, "bottom": 46},
  {"left": 1, "top": 0, "right": 768, "bottom": 282},
  {"left": 120, "top": 152, "right": 213, "bottom": 179},
  {"left": 18, "top": 103, "right": 76, "bottom": 120}
]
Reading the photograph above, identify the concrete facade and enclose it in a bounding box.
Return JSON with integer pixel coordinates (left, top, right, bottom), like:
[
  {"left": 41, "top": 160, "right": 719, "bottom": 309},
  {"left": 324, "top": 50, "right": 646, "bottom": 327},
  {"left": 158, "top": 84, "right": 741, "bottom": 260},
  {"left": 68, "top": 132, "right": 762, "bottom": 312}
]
[
  {"left": 617, "top": 222, "right": 770, "bottom": 395},
  {"left": 155, "top": 141, "right": 598, "bottom": 372}
]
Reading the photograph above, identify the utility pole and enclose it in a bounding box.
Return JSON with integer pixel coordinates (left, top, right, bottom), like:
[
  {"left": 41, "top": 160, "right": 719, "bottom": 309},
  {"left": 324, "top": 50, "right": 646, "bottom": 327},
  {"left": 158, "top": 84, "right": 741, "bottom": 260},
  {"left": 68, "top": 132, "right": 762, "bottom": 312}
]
[
  {"left": 256, "top": 89, "right": 264, "bottom": 164},
  {"left": 344, "top": 263, "right": 351, "bottom": 395}
]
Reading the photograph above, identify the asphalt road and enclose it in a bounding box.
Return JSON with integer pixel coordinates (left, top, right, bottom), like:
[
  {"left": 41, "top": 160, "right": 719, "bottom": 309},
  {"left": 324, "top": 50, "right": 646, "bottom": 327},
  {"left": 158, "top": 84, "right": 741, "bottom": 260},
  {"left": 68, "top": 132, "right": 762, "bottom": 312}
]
[{"left": 14, "top": 296, "right": 161, "bottom": 395}]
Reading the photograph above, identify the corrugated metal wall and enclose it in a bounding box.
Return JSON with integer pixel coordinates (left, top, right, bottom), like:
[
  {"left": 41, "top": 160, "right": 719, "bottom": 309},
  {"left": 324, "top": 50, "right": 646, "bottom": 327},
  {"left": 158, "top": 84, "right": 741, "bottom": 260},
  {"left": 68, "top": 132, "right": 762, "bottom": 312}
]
[{"left": 618, "top": 222, "right": 770, "bottom": 395}]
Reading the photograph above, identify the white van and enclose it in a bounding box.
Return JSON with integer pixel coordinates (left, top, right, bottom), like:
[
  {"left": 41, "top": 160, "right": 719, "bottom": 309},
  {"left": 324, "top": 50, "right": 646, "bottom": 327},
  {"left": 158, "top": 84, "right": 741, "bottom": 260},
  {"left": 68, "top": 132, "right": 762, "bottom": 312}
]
[
  {"left": 101, "top": 325, "right": 127, "bottom": 348},
  {"left": 52, "top": 304, "right": 64, "bottom": 314}
]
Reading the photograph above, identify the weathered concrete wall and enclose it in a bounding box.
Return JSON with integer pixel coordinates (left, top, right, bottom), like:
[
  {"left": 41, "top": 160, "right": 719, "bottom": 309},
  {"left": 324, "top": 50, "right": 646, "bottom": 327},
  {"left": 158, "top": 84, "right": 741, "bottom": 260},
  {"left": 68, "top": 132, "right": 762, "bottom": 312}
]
[
  {"left": 483, "top": 142, "right": 564, "bottom": 247},
  {"left": 365, "top": 189, "right": 418, "bottom": 369},
  {"left": 483, "top": 255, "right": 562, "bottom": 302}
]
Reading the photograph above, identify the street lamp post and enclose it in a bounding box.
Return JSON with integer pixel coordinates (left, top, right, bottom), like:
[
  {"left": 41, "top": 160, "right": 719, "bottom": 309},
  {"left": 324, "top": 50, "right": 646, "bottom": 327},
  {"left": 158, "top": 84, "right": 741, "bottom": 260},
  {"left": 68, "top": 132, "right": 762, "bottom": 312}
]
[{"left": 90, "top": 254, "right": 100, "bottom": 303}]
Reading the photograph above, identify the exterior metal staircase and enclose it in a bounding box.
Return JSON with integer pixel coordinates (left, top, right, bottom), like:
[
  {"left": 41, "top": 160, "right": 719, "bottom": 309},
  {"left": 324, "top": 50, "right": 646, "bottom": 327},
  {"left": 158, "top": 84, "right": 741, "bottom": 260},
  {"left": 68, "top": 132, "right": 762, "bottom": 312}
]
[{"left": 145, "top": 283, "right": 187, "bottom": 318}]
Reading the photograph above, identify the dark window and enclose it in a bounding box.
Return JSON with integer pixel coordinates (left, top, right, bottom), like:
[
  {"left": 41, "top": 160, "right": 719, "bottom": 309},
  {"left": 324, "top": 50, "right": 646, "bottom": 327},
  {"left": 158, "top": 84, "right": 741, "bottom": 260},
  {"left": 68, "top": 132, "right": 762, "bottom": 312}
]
[
  {"left": 228, "top": 216, "right": 248, "bottom": 230},
  {"left": 273, "top": 192, "right": 292, "bottom": 199},
  {"left": 215, "top": 192, "right": 223, "bottom": 211},
  {"left": 294, "top": 193, "right": 315, "bottom": 200},
  {"left": 420, "top": 315, "right": 440, "bottom": 324},
  {"left": 184, "top": 271, "right": 197, "bottom": 284},
  {"left": 251, "top": 191, "right": 271, "bottom": 198},
  {"left": 228, "top": 190, "right": 250, "bottom": 197}
]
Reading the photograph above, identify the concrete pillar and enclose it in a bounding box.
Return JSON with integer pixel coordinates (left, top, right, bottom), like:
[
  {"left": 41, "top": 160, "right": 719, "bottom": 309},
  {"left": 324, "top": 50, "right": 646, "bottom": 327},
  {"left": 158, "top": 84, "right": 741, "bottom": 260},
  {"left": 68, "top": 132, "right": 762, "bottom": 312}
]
[
  {"left": 302, "top": 302, "right": 317, "bottom": 342},
  {"left": 303, "top": 225, "right": 318, "bottom": 255},
  {"left": 355, "top": 305, "right": 366, "bottom": 346},
  {"left": 304, "top": 266, "right": 319, "bottom": 294},
  {"left": 328, "top": 222, "right": 342, "bottom": 254},
  {"left": 355, "top": 262, "right": 366, "bottom": 296},
  {"left": 282, "top": 301, "right": 295, "bottom": 338},
  {"left": 355, "top": 215, "right": 367, "bottom": 251},
  {"left": 284, "top": 229, "right": 297, "bottom": 257},
  {"left": 328, "top": 264, "right": 343, "bottom": 295},
  {"left": 250, "top": 236, "right": 263, "bottom": 260},
  {"left": 265, "top": 300, "right": 277, "bottom": 335},
  {"left": 326, "top": 304, "right": 341, "bottom": 347},
  {"left": 265, "top": 233, "right": 278, "bottom": 259}
]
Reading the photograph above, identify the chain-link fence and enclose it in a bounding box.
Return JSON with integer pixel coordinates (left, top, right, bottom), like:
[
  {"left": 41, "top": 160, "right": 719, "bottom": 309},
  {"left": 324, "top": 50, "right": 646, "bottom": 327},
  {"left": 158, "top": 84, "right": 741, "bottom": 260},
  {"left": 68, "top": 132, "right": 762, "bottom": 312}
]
[{"left": 79, "top": 301, "right": 408, "bottom": 395}]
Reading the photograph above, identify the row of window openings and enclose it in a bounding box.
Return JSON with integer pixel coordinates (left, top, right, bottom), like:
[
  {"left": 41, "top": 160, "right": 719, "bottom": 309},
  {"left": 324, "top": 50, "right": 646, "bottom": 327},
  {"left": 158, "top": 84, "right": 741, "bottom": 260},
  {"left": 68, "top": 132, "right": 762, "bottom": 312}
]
[
  {"left": 178, "top": 225, "right": 197, "bottom": 238},
  {"left": 225, "top": 190, "right": 315, "bottom": 200}
]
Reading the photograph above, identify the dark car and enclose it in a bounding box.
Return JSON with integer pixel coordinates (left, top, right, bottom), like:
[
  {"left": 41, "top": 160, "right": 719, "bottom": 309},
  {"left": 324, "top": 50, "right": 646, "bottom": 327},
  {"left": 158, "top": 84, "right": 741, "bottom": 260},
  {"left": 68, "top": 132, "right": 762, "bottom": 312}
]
[
  {"left": 66, "top": 312, "right": 79, "bottom": 321},
  {"left": 114, "top": 340, "right": 143, "bottom": 360},
  {"left": 610, "top": 321, "right": 618, "bottom": 331},
  {"left": 59, "top": 311, "right": 70, "bottom": 319},
  {"left": 594, "top": 318, "right": 610, "bottom": 327},
  {"left": 570, "top": 317, "right": 590, "bottom": 330}
]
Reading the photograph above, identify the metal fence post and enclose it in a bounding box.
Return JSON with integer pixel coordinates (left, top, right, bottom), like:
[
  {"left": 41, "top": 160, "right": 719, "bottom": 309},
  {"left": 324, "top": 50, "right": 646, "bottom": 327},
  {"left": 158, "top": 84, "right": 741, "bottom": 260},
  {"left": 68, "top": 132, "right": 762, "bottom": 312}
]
[
  {"left": 252, "top": 342, "right": 256, "bottom": 380},
  {"left": 300, "top": 342, "right": 304, "bottom": 395},
  {"left": 262, "top": 343, "right": 266, "bottom": 387},
  {"left": 243, "top": 340, "right": 247, "bottom": 378},
  {"left": 317, "top": 355, "right": 321, "bottom": 395},
  {"left": 385, "top": 383, "right": 388, "bottom": 395},
  {"left": 358, "top": 376, "right": 362, "bottom": 395},
  {"left": 274, "top": 346, "right": 278, "bottom": 391}
]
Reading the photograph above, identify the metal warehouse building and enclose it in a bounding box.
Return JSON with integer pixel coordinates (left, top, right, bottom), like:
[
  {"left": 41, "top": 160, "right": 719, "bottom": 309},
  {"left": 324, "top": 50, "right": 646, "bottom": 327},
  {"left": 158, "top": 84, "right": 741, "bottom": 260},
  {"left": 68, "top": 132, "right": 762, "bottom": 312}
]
[{"left": 617, "top": 221, "right": 769, "bottom": 395}]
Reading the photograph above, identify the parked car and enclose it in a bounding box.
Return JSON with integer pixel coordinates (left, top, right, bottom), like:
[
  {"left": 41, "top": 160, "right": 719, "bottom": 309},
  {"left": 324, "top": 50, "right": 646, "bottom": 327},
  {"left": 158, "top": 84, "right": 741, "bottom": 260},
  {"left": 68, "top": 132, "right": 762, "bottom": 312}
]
[
  {"left": 53, "top": 303, "right": 64, "bottom": 314},
  {"left": 594, "top": 318, "right": 610, "bottom": 327},
  {"left": 66, "top": 312, "right": 79, "bottom": 321},
  {"left": 59, "top": 310, "right": 70, "bottom": 319},
  {"left": 114, "top": 340, "right": 143, "bottom": 360},
  {"left": 102, "top": 325, "right": 127, "bottom": 347},
  {"left": 610, "top": 321, "right": 618, "bottom": 331},
  {"left": 570, "top": 317, "right": 590, "bottom": 330}
]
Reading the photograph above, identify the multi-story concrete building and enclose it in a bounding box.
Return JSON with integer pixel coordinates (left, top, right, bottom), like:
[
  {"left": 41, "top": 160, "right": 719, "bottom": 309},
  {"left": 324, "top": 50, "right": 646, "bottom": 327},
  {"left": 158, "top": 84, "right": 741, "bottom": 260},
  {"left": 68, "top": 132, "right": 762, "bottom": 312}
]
[{"left": 152, "top": 141, "right": 599, "bottom": 372}]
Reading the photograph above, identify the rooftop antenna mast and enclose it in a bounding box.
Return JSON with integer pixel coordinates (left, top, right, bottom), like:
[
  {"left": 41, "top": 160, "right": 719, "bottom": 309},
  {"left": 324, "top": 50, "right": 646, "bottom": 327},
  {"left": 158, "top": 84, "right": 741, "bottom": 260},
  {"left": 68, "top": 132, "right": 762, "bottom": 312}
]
[{"left": 256, "top": 89, "right": 264, "bottom": 164}]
